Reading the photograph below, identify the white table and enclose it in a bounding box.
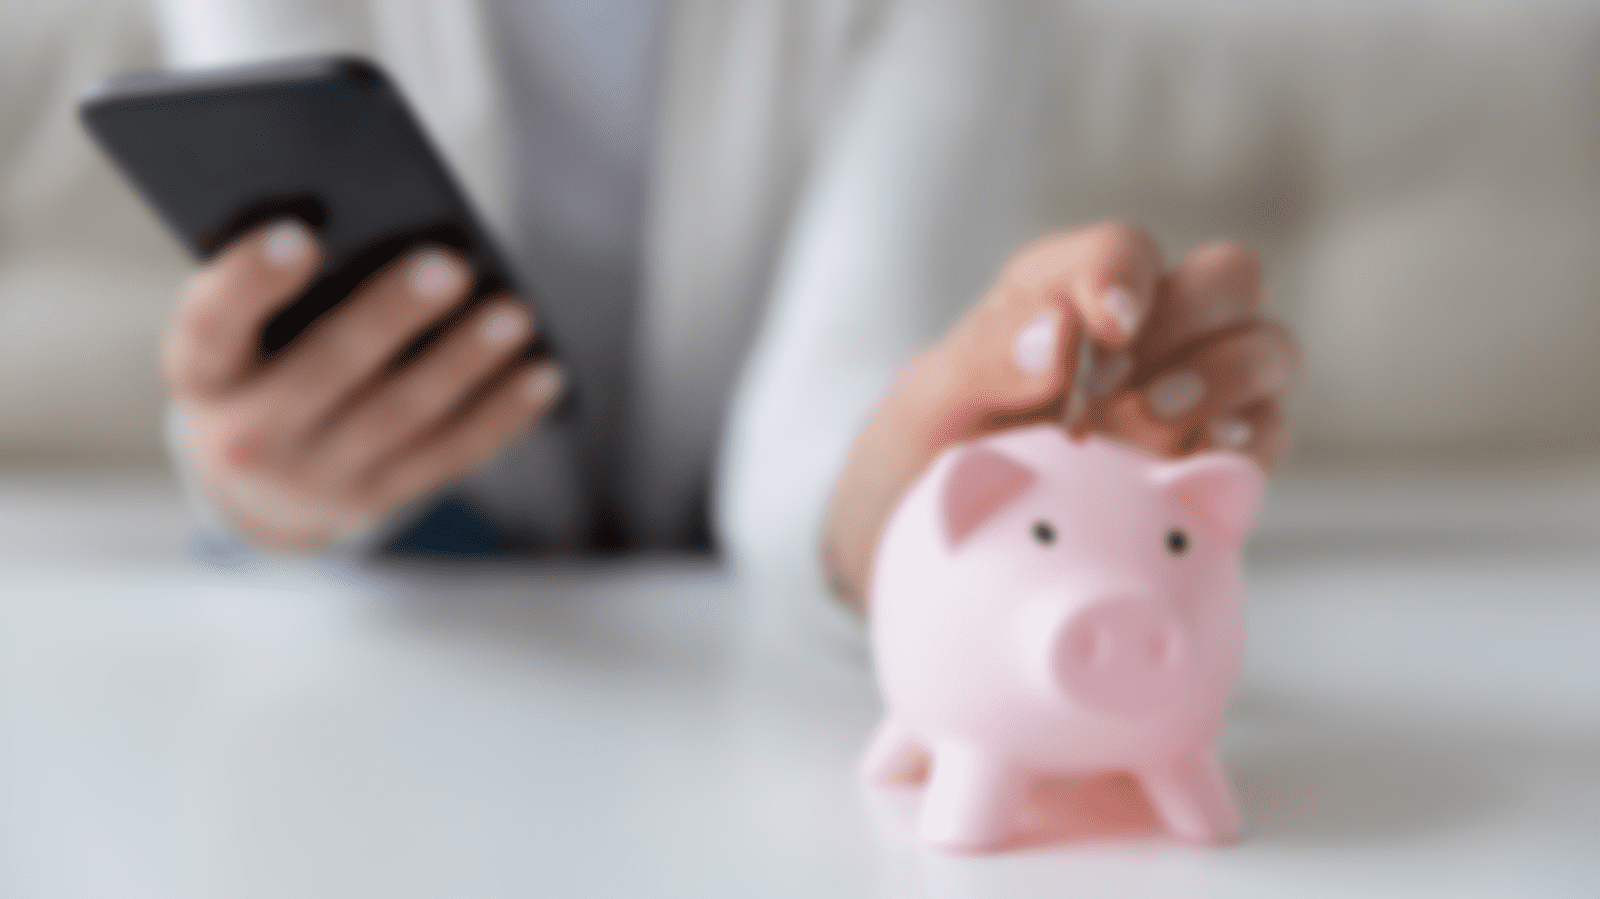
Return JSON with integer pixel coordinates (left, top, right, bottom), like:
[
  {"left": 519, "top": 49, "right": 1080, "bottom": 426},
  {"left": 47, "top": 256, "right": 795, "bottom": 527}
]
[{"left": 1, "top": 466, "right": 1597, "bottom": 898}]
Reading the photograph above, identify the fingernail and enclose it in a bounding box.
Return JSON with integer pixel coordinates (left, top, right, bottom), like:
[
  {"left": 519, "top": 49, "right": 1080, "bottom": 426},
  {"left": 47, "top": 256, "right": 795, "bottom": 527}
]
[
  {"left": 409, "top": 251, "right": 467, "bottom": 303},
  {"left": 1086, "top": 351, "right": 1132, "bottom": 398},
  {"left": 524, "top": 366, "right": 564, "bottom": 405},
  {"left": 1147, "top": 371, "right": 1205, "bottom": 418},
  {"left": 1012, "top": 312, "right": 1059, "bottom": 376},
  {"left": 1103, "top": 285, "right": 1142, "bottom": 338},
  {"left": 261, "top": 220, "right": 311, "bottom": 268},
  {"left": 479, "top": 305, "right": 528, "bottom": 347},
  {"left": 1207, "top": 416, "right": 1252, "bottom": 449}
]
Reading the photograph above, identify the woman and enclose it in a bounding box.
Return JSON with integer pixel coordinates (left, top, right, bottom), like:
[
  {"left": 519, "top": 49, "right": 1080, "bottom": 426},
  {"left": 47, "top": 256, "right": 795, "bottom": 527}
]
[{"left": 151, "top": 1, "right": 1297, "bottom": 628}]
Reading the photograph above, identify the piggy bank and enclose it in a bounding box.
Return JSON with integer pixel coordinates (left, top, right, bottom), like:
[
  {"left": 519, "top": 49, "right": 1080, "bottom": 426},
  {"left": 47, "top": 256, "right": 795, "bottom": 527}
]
[{"left": 861, "top": 423, "right": 1264, "bottom": 852}]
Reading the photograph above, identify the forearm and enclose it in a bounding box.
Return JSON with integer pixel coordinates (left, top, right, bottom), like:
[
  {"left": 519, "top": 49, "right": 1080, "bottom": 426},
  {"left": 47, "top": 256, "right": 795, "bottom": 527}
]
[{"left": 822, "top": 344, "right": 984, "bottom": 609}]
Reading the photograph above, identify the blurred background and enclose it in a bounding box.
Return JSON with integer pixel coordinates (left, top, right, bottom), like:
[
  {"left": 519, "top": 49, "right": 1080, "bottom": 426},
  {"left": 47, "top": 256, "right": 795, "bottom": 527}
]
[
  {"left": 9, "top": 0, "right": 1600, "bottom": 473},
  {"left": 3, "top": 0, "right": 1599, "bottom": 472},
  {"left": 2, "top": 0, "right": 185, "bottom": 467}
]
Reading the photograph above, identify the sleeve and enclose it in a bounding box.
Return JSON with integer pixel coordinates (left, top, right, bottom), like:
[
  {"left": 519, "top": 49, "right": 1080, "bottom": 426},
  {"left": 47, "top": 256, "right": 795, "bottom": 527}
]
[{"left": 713, "top": 3, "right": 1054, "bottom": 660}]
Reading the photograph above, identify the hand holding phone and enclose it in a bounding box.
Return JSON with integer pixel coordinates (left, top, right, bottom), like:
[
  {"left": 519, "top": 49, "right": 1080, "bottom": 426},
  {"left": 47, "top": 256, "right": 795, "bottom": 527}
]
[
  {"left": 80, "top": 56, "right": 569, "bottom": 550},
  {"left": 165, "top": 219, "right": 564, "bottom": 551}
]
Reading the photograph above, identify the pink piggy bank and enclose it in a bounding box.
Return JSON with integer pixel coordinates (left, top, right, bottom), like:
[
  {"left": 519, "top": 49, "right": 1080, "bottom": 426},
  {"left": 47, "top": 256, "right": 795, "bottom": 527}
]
[{"left": 861, "top": 423, "right": 1264, "bottom": 852}]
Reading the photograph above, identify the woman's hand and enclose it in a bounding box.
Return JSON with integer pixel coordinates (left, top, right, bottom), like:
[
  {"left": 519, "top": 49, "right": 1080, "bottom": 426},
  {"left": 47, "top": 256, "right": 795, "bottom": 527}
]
[
  {"left": 823, "top": 220, "right": 1300, "bottom": 609},
  {"left": 165, "top": 219, "right": 565, "bottom": 552}
]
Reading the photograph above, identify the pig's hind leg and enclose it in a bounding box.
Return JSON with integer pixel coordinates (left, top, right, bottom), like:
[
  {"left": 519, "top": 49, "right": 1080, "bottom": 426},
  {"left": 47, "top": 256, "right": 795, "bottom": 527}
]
[
  {"left": 918, "top": 743, "right": 1027, "bottom": 852},
  {"left": 859, "top": 718, "right": 929, "bottom": 785},
  {"left": 1138, "top": 748, "right": 1242, "bottom": 844}
]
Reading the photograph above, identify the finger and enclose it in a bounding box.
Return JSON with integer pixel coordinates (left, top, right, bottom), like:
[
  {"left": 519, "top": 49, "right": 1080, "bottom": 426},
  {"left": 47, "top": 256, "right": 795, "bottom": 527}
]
[
  {"left": 230, "top": 246, "right": 475, "bottom": 467},
  {"left": 361, "top": 362, "right": 565, "bottom": 514},
  {"left": 1191, "top": 400, "right": 1293, "bottom": 471},
  {"left": 304, "top": 298, "right": 534, "bottom": 490},
  {"left": 1088, "top": 386, "right": 1293, "bottom": 472},
  {"left": 164, "top": 219, "right": 321, "bottom": 399},
  {"left": 1004, "top": 218, "right": 1163, "bottom": 354},
  {"left": 1252, "top": 401, "right": 1294, "bottom": 471},
  {"left": 1133, "top": 240, "right": 1267, "bottom": 370},
  {"left": 1138, "top": 321, "right": 1302, "bottom": 443},
  {"left": 942, "top": 221, "right": 1165, "bottom": 429}
]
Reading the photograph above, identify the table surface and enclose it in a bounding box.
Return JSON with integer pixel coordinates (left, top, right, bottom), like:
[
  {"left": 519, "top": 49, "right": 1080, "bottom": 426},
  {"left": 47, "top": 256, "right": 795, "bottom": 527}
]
[{"left": 1, "top": 465, "right": 1597, "bottom": 898}]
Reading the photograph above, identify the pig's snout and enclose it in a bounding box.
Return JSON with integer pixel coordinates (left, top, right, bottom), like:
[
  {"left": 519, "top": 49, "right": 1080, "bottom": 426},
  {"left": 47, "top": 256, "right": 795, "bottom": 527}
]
[{"left": 1048, "top": 597, "right": 1189, "bottom": 715}]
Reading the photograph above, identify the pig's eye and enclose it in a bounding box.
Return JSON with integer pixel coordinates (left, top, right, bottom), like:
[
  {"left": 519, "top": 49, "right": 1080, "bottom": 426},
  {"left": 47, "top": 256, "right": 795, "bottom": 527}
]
[
  {"left": 1032, "top": 520, "right": 1056, "bottom": 545},
  {"left": 1165, "top": 527, "right": 1190, "bottom": 557}
]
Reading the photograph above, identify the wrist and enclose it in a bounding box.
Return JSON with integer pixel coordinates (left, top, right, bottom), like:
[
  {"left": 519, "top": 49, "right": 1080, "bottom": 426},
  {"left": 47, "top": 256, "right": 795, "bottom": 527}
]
[
  {"left": 203, "top": 467, "right": 377, "bottom": 555},
  {"left": 821, "top": 343, "right": 978, "bottom": 611}
]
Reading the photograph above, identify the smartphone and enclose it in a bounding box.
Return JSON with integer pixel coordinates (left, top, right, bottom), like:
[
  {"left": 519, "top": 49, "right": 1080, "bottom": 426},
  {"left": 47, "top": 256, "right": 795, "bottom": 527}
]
[{"left": 78, "top": 54, "right": 556, "bottom": 367}]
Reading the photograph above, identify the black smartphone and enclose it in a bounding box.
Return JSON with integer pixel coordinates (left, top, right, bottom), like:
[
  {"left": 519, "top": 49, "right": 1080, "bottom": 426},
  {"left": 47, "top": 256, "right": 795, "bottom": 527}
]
[{"left": 78, "top": 54, "right": 555, "bottom": 367}]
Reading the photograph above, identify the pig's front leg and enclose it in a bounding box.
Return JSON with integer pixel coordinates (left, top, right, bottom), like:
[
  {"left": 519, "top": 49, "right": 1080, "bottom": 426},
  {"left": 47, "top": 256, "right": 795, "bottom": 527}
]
[
  {"left": 918, "top": 743, "right": 1027, "bottom": 851},
  {"left": 1138, "top": 748, "right": 1242, "bottom": 844},
  {"left": 859, "top": 718, "right": 930, "bottom": 785}
]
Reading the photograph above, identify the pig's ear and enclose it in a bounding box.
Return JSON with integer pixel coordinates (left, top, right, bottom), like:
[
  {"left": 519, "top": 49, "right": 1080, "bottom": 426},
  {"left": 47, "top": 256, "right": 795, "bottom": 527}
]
[
  {"left": 1150, "top": 453, "right": 1265, "bottom": 543},
  {"left": 941, "top": 445, "right": 1036, "bottom": 549}
]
